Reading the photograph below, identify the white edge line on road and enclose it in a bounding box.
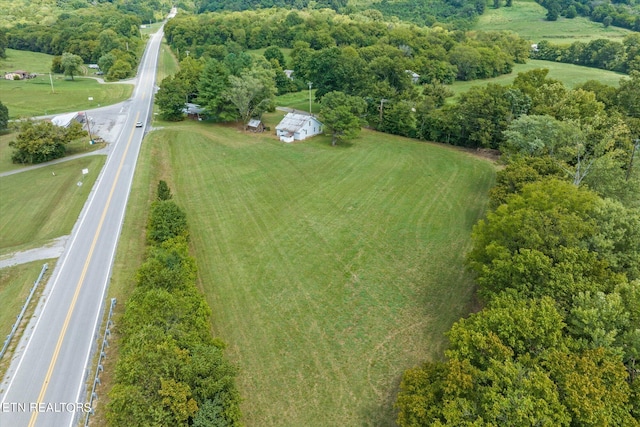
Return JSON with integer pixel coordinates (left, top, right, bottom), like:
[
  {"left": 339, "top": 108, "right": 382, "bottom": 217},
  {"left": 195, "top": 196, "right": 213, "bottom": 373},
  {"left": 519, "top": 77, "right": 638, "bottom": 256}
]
[
  {"left": 71, "top": 31, "right": 163, "bottom": 425},
  {"left": 0, "top": 109, "right": 131, "bottom": 406}
]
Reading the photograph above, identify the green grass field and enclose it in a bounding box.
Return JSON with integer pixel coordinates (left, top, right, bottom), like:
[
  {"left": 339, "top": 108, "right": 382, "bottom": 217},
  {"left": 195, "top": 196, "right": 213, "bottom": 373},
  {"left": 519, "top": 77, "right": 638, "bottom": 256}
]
[
  {"left": 449, "top": 58, "right": 625, "bottom": 97},
  {"left": 0, "top": 49, "right": 133, "bottom": 118},
  {"left": 130, "top": 120, "right": 495, "bottom": 425},
  {"left": 475, "top": 0, "right": 633, "bottom": 43},
  {"left": 0, "top": 155, "right": 105, "bottom": 255}
]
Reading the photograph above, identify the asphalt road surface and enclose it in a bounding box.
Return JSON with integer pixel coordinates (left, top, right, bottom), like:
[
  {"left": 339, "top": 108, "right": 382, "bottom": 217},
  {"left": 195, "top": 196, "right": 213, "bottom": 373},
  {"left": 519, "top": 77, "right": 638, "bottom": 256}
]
[{"left": 0, "top": 21, "right": 166, "bottom": 427}]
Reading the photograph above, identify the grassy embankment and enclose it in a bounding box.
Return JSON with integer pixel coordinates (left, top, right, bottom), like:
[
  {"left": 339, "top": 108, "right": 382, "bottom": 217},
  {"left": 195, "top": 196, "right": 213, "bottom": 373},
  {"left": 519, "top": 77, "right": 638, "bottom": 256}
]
[
  {"left": 0, "top": 49, "right": 133, "bottom": 118},
  {"left": 0, "top": 259, "right": 56, "bottom": 377},
  {"left": 474, "top": 0, "right": 633, "bottom": 43},
  {"left": 102, "top": 110, "right": 495, "bottom": 426}
]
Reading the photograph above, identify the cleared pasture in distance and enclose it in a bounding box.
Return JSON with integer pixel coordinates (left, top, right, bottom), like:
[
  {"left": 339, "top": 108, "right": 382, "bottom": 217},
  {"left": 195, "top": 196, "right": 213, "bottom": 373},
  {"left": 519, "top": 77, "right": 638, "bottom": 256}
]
[
  {"left": 474, "top": 0, "right": 632, "bottom": 43},
  {"left": 449, "top": 59, "right": 625, "bottom": 96},
  {"left": 142, "top": 120, "right": 495, "bottom": 425}
]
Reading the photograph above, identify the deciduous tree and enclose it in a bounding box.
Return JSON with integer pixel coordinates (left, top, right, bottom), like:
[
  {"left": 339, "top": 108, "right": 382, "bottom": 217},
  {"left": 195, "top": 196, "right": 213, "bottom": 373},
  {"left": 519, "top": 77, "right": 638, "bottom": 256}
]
[
  {"left": 320, "top": 91, "right": 366, "bottom": 146},
  {"left": 61, "top": 52, "right": 83, "bottom": 80}
]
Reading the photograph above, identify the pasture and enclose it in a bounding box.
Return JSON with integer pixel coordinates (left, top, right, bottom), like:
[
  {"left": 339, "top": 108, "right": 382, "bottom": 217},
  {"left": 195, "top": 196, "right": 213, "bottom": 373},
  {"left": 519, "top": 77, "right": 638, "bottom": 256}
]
[
  {"left": 129, "top": 120, "right": 495, "bottom": 425},
  {"left": 449, "top": 59, "right": 625, "bottom": 96},
  {"left": 475, "top": 0, "right": 633, "bottom": 43},
  {"left": 0, "top": 155, "right": 105, "bottom": 256},
  {"left": 0, "top": 49, "right": 133, "bottom": 118}
]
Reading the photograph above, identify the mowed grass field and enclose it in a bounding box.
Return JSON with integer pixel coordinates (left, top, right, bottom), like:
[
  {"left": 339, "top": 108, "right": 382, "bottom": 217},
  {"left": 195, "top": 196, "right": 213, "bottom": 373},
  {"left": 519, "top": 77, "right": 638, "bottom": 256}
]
[
  {"left": 0, "top": 155, "right": 105, "bottom": 255},
  {"left": 0, "top": 49, "right": 133, "bottom": 118},
  {"left": 141, "top": 120, "right": 495, "bottom": 425},
  {"left": 475, "top": 0, "right": 633, "bottom": 43},
  {"left": 449, "top": 59, "right": 625, "bottom": 96}
]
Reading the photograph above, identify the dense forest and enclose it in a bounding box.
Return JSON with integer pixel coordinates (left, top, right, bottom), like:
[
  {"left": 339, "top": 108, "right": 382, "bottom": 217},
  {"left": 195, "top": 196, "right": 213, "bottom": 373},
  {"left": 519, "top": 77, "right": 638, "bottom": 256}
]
[{"left": 1, "top": 0, "right": 172, "bottom": 79}]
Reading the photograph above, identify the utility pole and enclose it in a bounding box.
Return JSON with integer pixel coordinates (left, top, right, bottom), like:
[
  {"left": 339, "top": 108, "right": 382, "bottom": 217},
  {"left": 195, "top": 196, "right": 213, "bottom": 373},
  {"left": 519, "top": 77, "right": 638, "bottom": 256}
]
[
  {"left": 379, "top": 98, "right": 388, "bottom": 126},
  {"left": 308, "top": 82, "right": 313, "bottom": 115},
  {"left": 49, "top": 73, "right": 55, "bottom": 94},
  {"left": 85, "top": 112, "right": 93, "bottom": 144}
]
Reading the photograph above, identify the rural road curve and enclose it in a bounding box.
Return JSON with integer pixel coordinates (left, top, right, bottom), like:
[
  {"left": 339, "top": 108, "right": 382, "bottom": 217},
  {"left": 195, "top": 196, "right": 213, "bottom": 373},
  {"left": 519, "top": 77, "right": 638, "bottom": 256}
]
[{"left": 0, "top": 13, "right": 169, "bottom": 427}]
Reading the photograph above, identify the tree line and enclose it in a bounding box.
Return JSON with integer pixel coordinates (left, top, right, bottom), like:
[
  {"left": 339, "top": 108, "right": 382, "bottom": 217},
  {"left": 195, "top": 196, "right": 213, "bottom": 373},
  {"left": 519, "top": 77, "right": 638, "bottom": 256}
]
[
  {"left": 106, "top": 182, "right": 241, "bottom": 427},
  {"left": 537, "top": 0, "right": 640, "bottom": 30},
  {"left": 531, "top": 34, "right": 640, "bottom": 74},
  {"left": 395, "top": 123, "right": 640, "bottom": 426}
]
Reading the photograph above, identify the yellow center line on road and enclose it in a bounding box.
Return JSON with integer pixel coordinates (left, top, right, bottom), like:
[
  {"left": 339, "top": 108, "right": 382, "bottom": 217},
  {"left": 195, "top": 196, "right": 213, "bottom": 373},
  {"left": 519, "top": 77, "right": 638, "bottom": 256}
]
[{"left": 28, "top": 112, "right": 141, "bottom": 427}]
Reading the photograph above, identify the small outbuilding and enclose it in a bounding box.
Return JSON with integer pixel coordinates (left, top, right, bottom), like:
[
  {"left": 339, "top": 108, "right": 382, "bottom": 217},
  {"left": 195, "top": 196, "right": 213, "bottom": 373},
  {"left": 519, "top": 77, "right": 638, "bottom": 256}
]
[
  {"left": 4, "top": 70, "right": 33, "bottom": 80},
  {"left": 275, "top": 112, "right": 323, "bottom": 143},
  {"left": 51, "top": 112, "right": 85, "bottom": 127},
  {"left": 247, "top": 119, "right": 265, "bottom": 132}
]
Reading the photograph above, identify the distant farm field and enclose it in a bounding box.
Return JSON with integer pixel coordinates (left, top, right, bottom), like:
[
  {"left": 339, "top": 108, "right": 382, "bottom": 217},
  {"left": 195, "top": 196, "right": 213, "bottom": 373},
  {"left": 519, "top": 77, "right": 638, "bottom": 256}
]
[
  {"left": 475, "top": 0, "right": 633, "bottom": 43},
  {"left": 449, "top": 58, "right": 625, "bottom": 96},
  {"left": 0, "top": 49, "right": 133, "bottom": 118},
  {"left": 142, "top": 120, "right": 495, "bottom": 425}
]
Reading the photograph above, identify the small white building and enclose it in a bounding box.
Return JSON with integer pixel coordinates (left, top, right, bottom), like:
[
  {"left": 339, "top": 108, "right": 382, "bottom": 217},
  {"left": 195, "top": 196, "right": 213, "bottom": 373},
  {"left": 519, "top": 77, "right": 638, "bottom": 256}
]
[
  {"left": 405, "top": 70, "right": 420, "bottom": 84},
  {"left": 51, "top": 112, "right": 85, "bottom": 127},
  {"left": 275, "top": 113, "right": 323, "bottom": 143}
]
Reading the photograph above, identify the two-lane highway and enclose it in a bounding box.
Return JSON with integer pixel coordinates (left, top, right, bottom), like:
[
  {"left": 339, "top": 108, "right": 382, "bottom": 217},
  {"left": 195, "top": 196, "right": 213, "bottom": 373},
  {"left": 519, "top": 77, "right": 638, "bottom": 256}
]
[{"left": 0, "top": 22, "right": 166, "bottom": 427}]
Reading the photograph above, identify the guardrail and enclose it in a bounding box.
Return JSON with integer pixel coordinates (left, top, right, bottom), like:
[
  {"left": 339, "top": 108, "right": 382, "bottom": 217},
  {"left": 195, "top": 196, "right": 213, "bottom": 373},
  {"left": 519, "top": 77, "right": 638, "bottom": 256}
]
[
  {"left": 0, "top": 263, "right": 48, "bottom": 361},
  {"left": 84, "top": 297, "right": 116, "bottom": 427}
]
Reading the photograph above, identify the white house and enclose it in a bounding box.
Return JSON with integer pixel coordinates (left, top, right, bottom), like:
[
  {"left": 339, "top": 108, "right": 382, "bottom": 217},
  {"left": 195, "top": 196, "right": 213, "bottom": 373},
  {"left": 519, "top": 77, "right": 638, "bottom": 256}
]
[{"left": 275, "top": 112, "right": 323, "bottom": 143}]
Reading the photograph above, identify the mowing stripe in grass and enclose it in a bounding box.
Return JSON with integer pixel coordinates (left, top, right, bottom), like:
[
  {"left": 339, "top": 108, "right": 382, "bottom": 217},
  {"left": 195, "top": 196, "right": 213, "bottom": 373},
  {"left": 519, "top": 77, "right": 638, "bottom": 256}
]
[{"left": 151, "top": 122, "right": 495, "bottom": 426}]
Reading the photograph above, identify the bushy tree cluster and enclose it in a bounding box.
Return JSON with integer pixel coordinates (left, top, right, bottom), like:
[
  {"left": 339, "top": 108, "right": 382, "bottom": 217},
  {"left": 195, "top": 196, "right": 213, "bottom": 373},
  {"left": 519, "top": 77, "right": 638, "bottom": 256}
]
[
  {"left": 0, "top": 100, "right": 8, "bottom": 130},
  {"left": 532, "top": 34, "right": 640, "bottom": 74},
  {"left": 9, "top": 120, "right": 87, "bottom": 164},
  {"left": 107, "top": 183, "right": 241, "bottom": 427},
  {"left": 396, "top": 65, "right": 640, "bottom": 424},
  {"left": 396, "top": 178, "right": 640, "bottom": 426}
]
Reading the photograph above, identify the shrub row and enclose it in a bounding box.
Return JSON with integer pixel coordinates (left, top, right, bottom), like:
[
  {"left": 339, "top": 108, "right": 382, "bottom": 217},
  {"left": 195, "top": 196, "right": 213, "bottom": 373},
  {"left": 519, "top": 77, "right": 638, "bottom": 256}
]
[{"left": 106, "top": 183, "right": 241, "bottom": 427}]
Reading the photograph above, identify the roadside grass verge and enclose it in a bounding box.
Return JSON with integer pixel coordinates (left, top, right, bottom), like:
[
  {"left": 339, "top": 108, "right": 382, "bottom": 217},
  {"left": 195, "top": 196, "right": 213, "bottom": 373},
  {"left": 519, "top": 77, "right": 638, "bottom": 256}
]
[
  {"left": 0, "top": 155, "right": 105, "bottom": 256},
  {"left": 145, "top": 120, "right": 495, "bottom": 425},
  {"left": 449, "top": 59, "right": 625, "bottom": 97},
  {"left": 0, "top": 259, "right": 56, "bottom": 380},
  {"left": 157, "top": 42, "right": 180, "bottom": 82},
  {"left": 474, "top": 0, "right": 632, "bottom": 43}
]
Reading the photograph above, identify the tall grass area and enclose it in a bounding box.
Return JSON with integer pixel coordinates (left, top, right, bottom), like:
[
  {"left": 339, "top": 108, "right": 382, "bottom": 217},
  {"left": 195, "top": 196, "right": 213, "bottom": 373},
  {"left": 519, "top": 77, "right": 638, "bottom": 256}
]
[
  {"left": 144, "top": 121, "right": 495, "bottom": 425},
  {"left": 449, "top": 59, "right": 624, "bottom": 97},
  {"left": 475, "top": 0, "right": 632, "bottom": 43},
  {"left": 0, "top": 49, "right": 133, "bottom": 118},
  {"left": 0, "top": 156, "right": 105, "bottom": 255}
]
